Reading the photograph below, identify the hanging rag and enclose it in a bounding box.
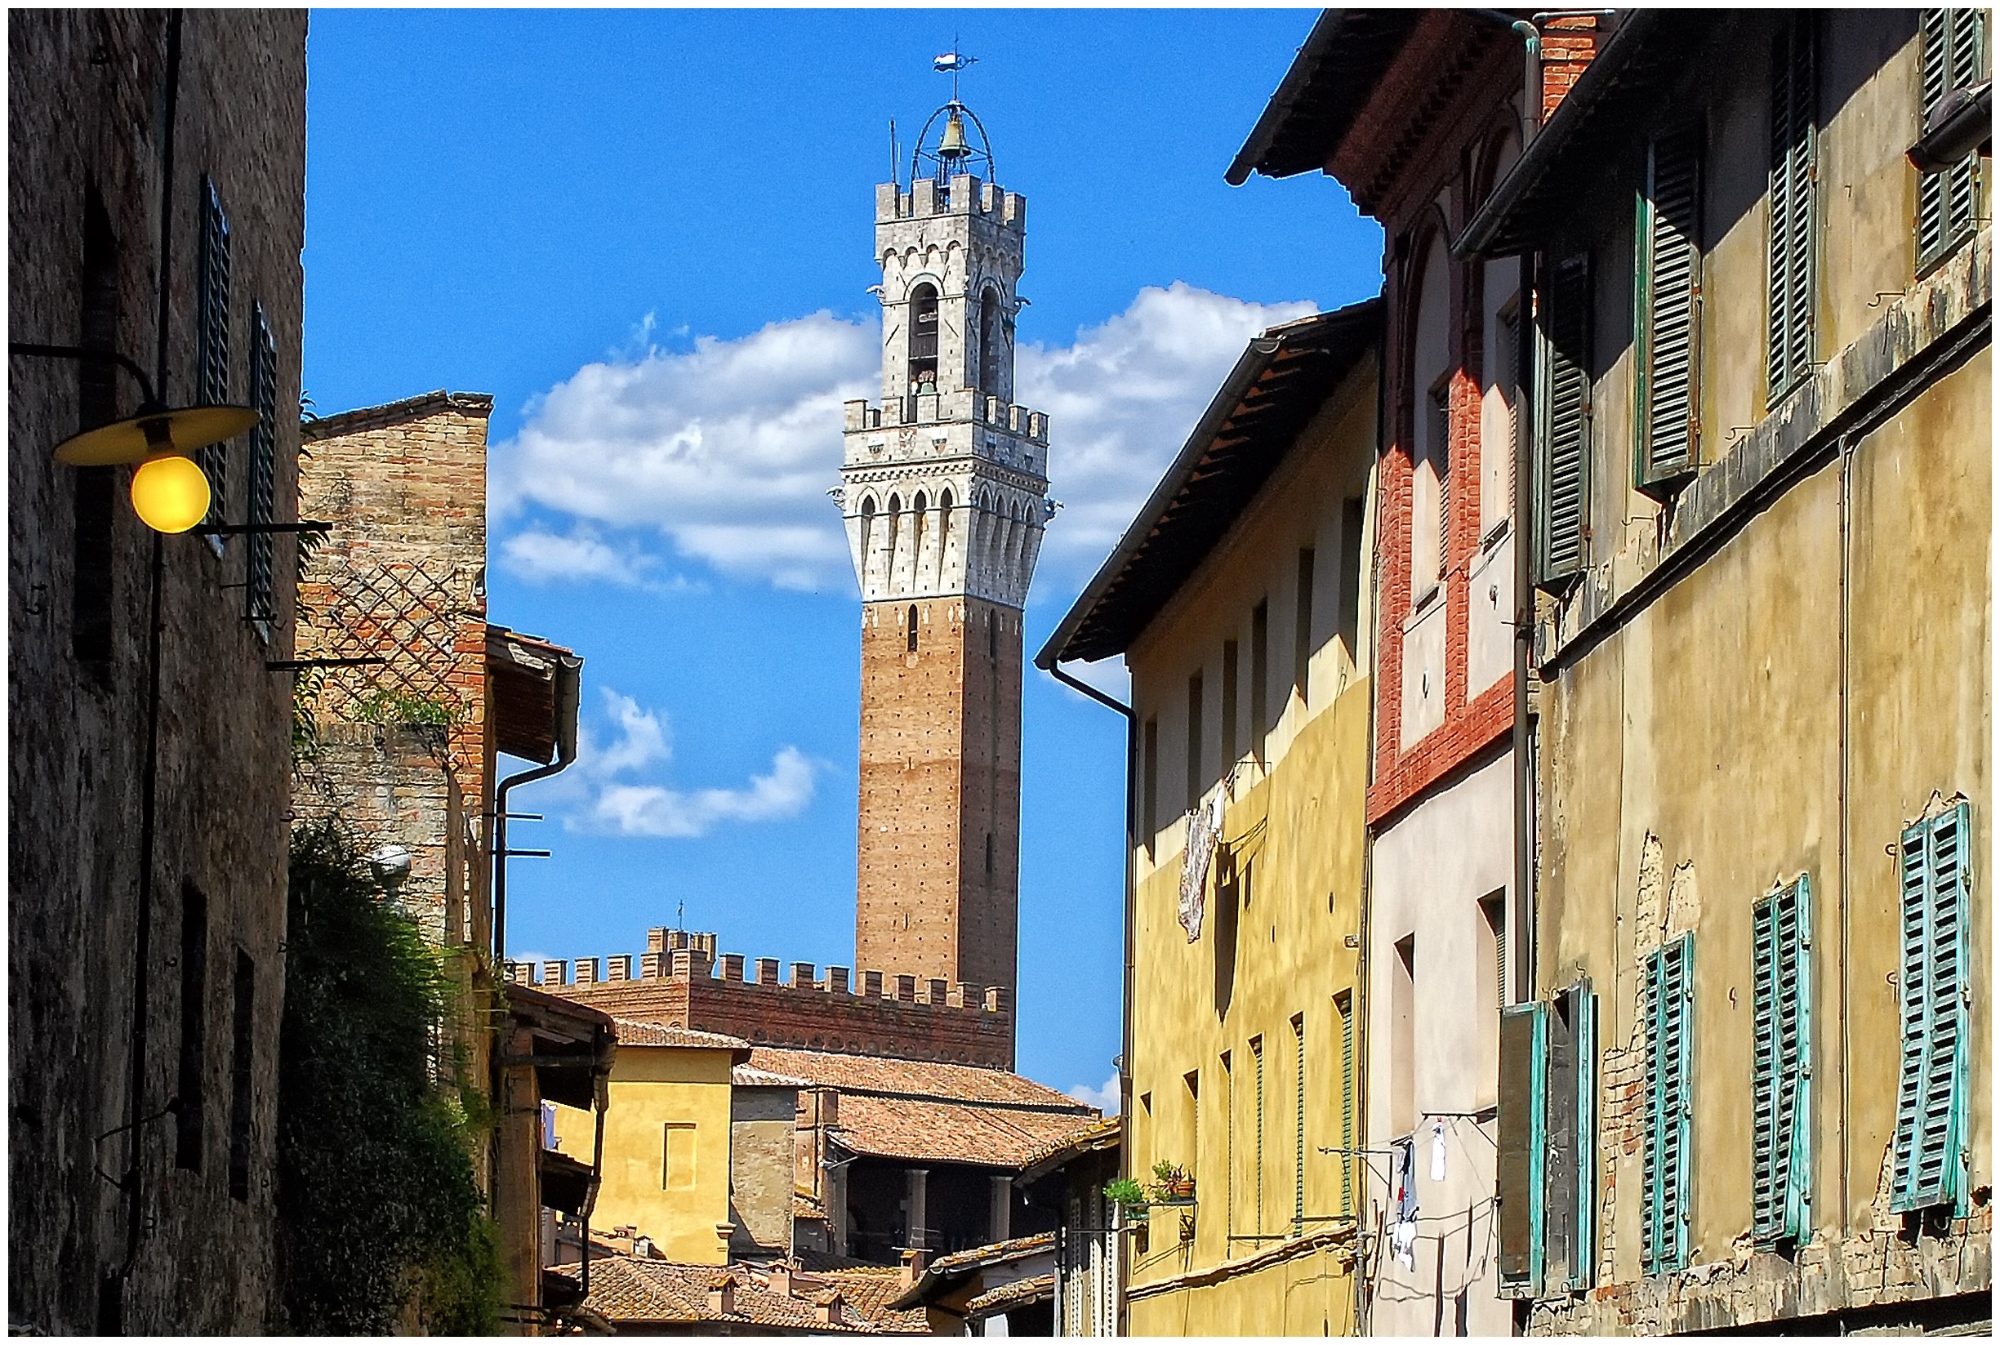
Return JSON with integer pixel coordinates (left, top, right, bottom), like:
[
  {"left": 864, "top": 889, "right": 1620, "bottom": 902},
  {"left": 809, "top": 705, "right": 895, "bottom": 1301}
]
[
  {"left": 1391, "top": 1135, "right": 1419, "bottom": 1270},
  {"left": 1429, "top": 1117, "right": 1447, "bottom": 1183},
  {"left": 1178, "top": 789, "right": 1226, "bottom": 942}
]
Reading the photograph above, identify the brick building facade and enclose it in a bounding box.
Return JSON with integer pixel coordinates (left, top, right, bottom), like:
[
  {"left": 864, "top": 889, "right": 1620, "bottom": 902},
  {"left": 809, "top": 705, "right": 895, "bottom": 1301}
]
[{"left": 8, "top": 11, "right": 307, "bottom": 1333}]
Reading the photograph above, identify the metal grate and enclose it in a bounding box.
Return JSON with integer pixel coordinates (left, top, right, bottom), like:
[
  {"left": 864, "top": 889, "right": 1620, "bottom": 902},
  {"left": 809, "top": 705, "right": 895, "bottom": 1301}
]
[{"left": 300, "top": 559, "right": 475, "bottom": 769}]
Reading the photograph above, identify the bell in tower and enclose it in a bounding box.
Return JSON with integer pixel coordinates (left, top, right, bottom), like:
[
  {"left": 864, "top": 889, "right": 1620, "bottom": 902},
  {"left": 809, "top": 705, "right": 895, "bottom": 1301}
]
[{"left": 833, "top": 62, "right": 1052, "bottom": 1043}]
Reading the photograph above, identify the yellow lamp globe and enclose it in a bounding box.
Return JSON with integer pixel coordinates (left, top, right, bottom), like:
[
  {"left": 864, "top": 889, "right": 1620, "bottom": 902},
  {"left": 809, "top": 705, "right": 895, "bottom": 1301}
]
[{"left": 129, "top": 454, "right": 211, "bottom": 533}]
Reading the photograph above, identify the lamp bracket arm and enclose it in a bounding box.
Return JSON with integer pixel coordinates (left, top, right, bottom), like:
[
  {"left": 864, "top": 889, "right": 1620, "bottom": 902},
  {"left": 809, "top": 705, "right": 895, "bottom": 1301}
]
[{"left": 9, "top": 342, "right": 159, "bottom": 408}]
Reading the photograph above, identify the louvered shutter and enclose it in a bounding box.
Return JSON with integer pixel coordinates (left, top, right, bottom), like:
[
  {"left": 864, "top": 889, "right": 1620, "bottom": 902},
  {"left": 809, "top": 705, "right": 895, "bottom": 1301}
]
[
  {"left": 245, "top": 306, "right": 278, "bottom": 625},
  {"left": 1751, "top": 875, "right": 1812, "bottom": 1245},
  {"left": 1892, "top": 802, "right": 1973, "bottom": 1213},
  {"left": 1639, "top": 130, "right": 1704, "bottom": 493},
  {"left": 1569, "top": 981, "right": 1598, "bottom": 1292},
  {"left": 1497, "top": 1001, "right": 1547, "bottom": 1297},
  {"left": 1918, "top": 9, "right": 1983, "bottom": 269},
  {"left": 1766, "top": 16, "right": 1817, "bottom": 401},
  {"left": 1544, "top": 988, "right": 1581, "bottom": 1291},
  {"left": 1293, "top": 1018, "right": 1306, "bottom": 1236},
  {"left": 1643, "top": 935, "right": 1693, "bottom": 1274},
  {"left": 1536, "top": 253, "right": 1592, "bottom": 587},
  {"left": 196, "top": 179, "right": 233, "bottom": 528},
  {"left": 1338, "top": 995, "right": 1355, "bottom": 1215}
]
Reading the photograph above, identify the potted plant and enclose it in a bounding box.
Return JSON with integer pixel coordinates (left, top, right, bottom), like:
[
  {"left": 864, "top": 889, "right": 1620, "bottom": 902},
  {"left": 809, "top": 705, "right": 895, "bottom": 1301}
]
[
  {"left": 1104, "top": 1177, "right": 1148, "bottom": 1224},
  {"left": 1151, "top": 1161, "right": 1196, "bottom": 1202}
]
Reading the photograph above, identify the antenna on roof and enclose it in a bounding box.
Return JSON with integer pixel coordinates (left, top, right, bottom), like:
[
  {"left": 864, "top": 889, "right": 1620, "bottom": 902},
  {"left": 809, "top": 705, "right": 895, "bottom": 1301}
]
[{"left": 677, "top": 898, "right": 686, "bottom": 933}]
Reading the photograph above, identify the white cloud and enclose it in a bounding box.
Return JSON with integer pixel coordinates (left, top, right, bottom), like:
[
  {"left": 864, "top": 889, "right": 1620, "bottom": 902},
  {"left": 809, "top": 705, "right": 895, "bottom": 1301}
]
[
  {"left": 1069, "top": 1071, "right": 1121, "bottom": 1115},
  {"left": 493, "top": 283, "right": 1315, "bottom": 599},
  {"left": 565, "top": 688, "right": 820, "bottom": 840}
]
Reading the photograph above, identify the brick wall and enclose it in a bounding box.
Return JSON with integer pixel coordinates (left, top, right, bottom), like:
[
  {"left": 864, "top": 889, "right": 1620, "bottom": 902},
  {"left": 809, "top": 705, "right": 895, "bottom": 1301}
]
[
  {"left": 1538, "top": 17, "right": 1603, "bottom": 127},
  {"left": 7, "top": 11, "right": 307, "bottom": 1333},
  {"left": 854, "top": 595, "right": 1021, "bottom": 1003},
  {"left": 543, "top": 930, "right": 1014, "bottom": 1070}
]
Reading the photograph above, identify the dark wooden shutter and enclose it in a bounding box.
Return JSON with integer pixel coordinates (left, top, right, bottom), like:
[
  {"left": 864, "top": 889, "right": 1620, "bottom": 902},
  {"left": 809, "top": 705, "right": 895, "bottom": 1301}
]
[
  {"left": 1918, "top": 9, "right": 1983, "bottom": 268},
  {"left": 196, "top": 179, "right": 233, "bottom": 527},
  {"left": 1766, "top": 16, "right": 1817, "bottom": 401},
  {"left": 245, "top": 305, "right": 278, "bottom": 625},
  {"left": 1643, "top": 935, "right": 1693, "bottom": 1274},
  {"left": 1892, "top": 802, "right": 1973, "bottom": 1213},
  {"left": 1751, "top": 875, "right": 1812, "bottom": 1245},
  {"left": 1536, "top": 253, "right": 1591, "bottom": 586},
  {"left": 1544, "top": 987, "right": 1580, "bottom": 1291},
  {"left": 1639, "top": 129, "right": 1703, "bottom": 492},
  {"left": 1496, "top": 1001, "right": 1547, "bottom": 1297},
  {"left": 1569, "top": 980, "right": 1598, "bottom": 1292}
]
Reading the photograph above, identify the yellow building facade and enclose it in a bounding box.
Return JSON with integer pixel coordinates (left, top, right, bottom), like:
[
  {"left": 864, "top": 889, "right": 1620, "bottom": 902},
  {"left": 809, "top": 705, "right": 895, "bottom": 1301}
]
[
  {"left": 1040, "top": 304, "right": 1380, "bottom": 1335},
  {"left": 551, "top": 1024, "right": 748, "bottom": 1267}
]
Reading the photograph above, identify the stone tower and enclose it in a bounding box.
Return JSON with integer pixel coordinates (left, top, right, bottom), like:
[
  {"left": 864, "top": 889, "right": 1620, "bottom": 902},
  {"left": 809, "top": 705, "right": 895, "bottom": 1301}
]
[{"left": 836, "top": 98, "right": 1050, "bottom": 1007}]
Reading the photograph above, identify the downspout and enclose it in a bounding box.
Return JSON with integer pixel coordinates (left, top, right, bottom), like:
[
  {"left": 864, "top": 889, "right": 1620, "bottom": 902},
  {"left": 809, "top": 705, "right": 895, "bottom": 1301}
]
[
  {"left": 492, "top": 654, "right": 582, "bottom": 968},
  {"left": 1514, "top": 249, "right": 1537, "bottom": 1008},
  {"left": 1836, "top": 430, "right": 1854, "bottom": 1234},
  {"left": 1042, "top": 659, "right": 1135, "bottom": 1337}
]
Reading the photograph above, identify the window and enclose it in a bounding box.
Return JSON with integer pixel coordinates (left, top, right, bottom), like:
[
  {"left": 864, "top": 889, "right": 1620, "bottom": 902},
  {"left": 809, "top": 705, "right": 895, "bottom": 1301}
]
[
  {"left": 1184, "top": 1070, "right": 1201, "bottom": 1188},
  {"left": 1752, "top": 874, "right": 1812, "bottom": 1245},
  {"left": 245, "top": 304, "right": 278, "bottom": 626},
  {"left": 1250, "top": 600, "right": 1269, "bottom": 767},
  {"left": 1221, "top": 639, "right": 1239, "bottom": 772},
  {"left": 74, "top": 187, "right": 118, "bottom": 674},
  {"left": 1496, "top": 1000, "right": 1548, "bottom": 1297},
  {"left": 228, "top": 950, "right": 255, "bottom": 1201},
  {"left": 1535, "top": 252, "right": 1592, "bottom": 586},
  {"left": 1643, "top": 934, "right": 1694, "bottom": 1274},
  {"left": 1142, "top": 717, "right": 1159, "bottom": 859},
  {"left": 906, "top": 602, "right": 918, "bottom": 653},
  {"left": 1428, "top": 384, "right": 1451, "bottom": 582},
  {"left": 196, "top": 179, "right": 232, "bottom": 533},
  {"left": 1497, "top": 982, "right": 1596, "bottom": 1299},
  {"left": 1483, "top": 290, "right": 1520, "bottom": 540},
  {"left": 1390, "top": 935, "right": 1416, "bottom": 1137},
  {"left": 1250, "top": 1035, "right": 1266, "bottom": 1231},
  {"left": 979, "top": 286, "right": 1002, "bottom": 393},
  {"left": 1292, "top": 1014, "right": 1306, "bottom": 1236},
  {"left": 1637, "top": 128, "right": 1704, "bottom": 494},
  {"left": 987, "top": 609, "right": 997, "bottom": 663},
  {"left": 1185, "top": 670, "right": 1204, "bottom": 813},
  {"left": 176, "top": 883, "right": 208, "bottom": 1171},
  {"left": 662, "top": 1123, "right": 697, "bottom": 1190},
  {"left": 1334, "top": 991, "right": 1355, "bottom": 1215},
  {"left": 1891, "top": 800, "right": 1972, "bottom": 1215},
  {"left": 1221, "top": 1051, "right": 1234, "bottom": 1230},
  {"left": 1336, "top": 498, "right": 1365, "bottom": 668},
  {"left": 907, "top": 282, "right": 939, "bottom": 393},
  {"left": 1918, "top": 9, "right": 1984, "bottom": 268},
  {"left": 1293, "top": 548, "right": 1315, "bottom": 705},
  {"left": 1767, "top": 14, "right": 1817, "bottom": 401},
  {"left": 1477, "top": 893, "right": 1507, "bottom": 1103},
  {"left": 984, "top": 831, "right": 994, "bottom": 877}
]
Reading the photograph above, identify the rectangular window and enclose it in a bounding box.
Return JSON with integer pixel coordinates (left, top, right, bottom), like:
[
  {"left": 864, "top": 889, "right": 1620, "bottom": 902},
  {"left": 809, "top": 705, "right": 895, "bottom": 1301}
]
[
  {"left": 1292, "top": 1014, "right": 1306, "bottom": 1236},
  {"left": 1535, "top": 252, "right": 1592, "bottom": 586},
  {"left": 1752, "top": 874, "right": 1812, "bottom": 1245},
  {"left": 1390, "top": 935, "right": 1416, "bottom": 1136},
  {"left": 1250, "top": 600, "right": 1269, "bottom": 766},
  {"left": 1547, "top": 980, "right": 1598, "bottom": 1292},
  {"left": 74, "top": 187, "right": 118, "bottom": 675},
  {"left": 175, "top": 883, "right": 208, "bottom": 1171},
  {"left": 1918, "top": 9, "right": 1984, "bottom": 268},
  {"left": 1892, "top": 800, "right": 1972, "bottom": 1214},
  {"left": 1221, "top": 1051, "right": 1234, "bottom": 1231},
  {"left": 1636, "top": 128, "right": 1704, "bottom": 493},
  {"left": 1221, "top": 639, "right": 1239, "bottom": 773},
  {"left": 1334, "top": 991, "right": 1355, "bottom": 1216},
  {"left": 1184, "top": 1069, "right": 1200, "bottom": 1195},
  {"left": 1185, "top": 671, "right": 1204, "bottom": 813},
  {"left": 1643, "top": 934, "right": 1694, "bottom": 1274},
  {"left": 228, "top": 950, "right": 255, "bottom": 1201},
  {"left": 1142, "top": 717, "right": 1158, "bottom": 860},
  {"left": 1428, "top": 385, "right": 1451, "bottom": 581},
  {"left": 1496, "top": 1000, "right": 1548, "bottom": 1297},
  {"left": 1477, "top": 893, "right": 1507, "bottom": 1105},
  {"left": 245, "top": 304, "right": 278, "bottom": 626},
  {"left": 1767, "top": 14, "right": 1817, "bottom": 401},
  {"left": 196, "top": 179, "right": 233, "bottom": 533},
  {"left": 1293, "top": 549, "right": 1315, "bottom": 705},
  {"left": 1336, "top": 497, "right": 1365, "bottom": 669},
  {"left": 1250, "top": 1035, "right": 1265, "bottom": 1231},
  {"left": 1485, "top": 300, "right": 1520, "bottom": 538},
  {"left": 663, "top": 1122, "right": 698, "bottom": 1190}
]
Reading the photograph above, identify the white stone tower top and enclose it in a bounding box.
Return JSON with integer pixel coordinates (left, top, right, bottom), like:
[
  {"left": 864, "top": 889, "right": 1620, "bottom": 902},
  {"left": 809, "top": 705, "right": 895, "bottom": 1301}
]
[{"left": 836, "top": 99, "right": 1051, "bottom": 610}]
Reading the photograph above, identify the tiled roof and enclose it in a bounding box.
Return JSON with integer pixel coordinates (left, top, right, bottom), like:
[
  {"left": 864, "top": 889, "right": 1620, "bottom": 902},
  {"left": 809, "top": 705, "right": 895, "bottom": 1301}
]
[
  {"left": 734, "top": 1063, "right": 812, "bottom": 1088},
  {"left": 1017, "top": 1115, "right": 1122, "bottom": 1182},
  {"left": 966, "top": 1273, "right": 1054, "bottom": 1317},
  {"left": 833, "top": 1093, "right": 1099, "bottom": 1168},
  {"left": 927, "top": 1232, "right": 1055, "bottom": 1276},
  {"left": 562, "top": 1255, "right": 927, "bottom": 1334},
  {"left": 612, "top": 1019, "right": 750, "bottom": 1051},
  {"left": 747, "top": 1046, "right": 1093, "bottom": 1111}
]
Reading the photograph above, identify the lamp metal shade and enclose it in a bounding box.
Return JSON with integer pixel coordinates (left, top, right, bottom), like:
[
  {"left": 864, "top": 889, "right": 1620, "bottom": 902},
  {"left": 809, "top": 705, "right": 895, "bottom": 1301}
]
[{"left": 52, "top": 404, "right": 258, "bottom": 466}]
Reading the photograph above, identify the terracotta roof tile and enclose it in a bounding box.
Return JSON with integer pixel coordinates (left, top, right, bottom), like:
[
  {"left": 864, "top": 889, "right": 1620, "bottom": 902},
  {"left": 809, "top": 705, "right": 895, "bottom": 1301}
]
[
  {"left": 612, "top": 1019, "right": 750, "bottom": 1051},
  {"left": 833, "top": 1094, "right": 1096, "bottom": 1168},
  {"left": 562, "top": 1255, "right": 927, "bottom": 1333},
  {"left": 747, "top": 1046, "right": 1093, "bottom": 1110},
  {"left": 967, "top": 1273, "right": 1054, "bottom": 1316},
  {"left": 927, "top": 1232, "right": 1056, "bottom": 1275}
]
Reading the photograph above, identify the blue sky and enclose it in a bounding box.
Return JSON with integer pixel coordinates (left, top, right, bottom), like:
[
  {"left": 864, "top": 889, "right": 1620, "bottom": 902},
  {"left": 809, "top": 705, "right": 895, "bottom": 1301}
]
[{"left": 303, "top": 8, "right": 1382, "bottom": 1101}]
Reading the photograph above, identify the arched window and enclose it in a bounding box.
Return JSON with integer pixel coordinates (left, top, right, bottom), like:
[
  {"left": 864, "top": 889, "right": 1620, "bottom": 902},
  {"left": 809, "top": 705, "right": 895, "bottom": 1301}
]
[
  {"left": 907, "top": 603, "right": 919, "bottom": 653},
  {"left": 858, "top": 495, "right": 877, "bottom": 580},
  {"left": 938, "top": 488, "right": 954, "bottom": 578},
  {"left": 979, "top": 286, "right": 1002, "bottom": 394},
  {"left": 908, "top": 283, "right": 939, "bottom": 393},
  {"left": 988, "top": 610, "right": 998, "bottom": 662},
  {"left": 913, "top": 491, "right": 929, "bottom": 586}
]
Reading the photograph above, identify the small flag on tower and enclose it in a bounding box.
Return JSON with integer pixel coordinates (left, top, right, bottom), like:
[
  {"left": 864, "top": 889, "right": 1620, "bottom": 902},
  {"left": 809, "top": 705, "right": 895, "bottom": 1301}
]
[{"left": 934, "top": 50, "right": 975, "bottom": 73}]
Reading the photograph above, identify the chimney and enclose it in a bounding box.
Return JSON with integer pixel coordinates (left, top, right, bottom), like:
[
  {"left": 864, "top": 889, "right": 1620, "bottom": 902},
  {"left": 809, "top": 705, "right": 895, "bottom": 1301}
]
[
  {"left": 815, "top": 1291, "right": 844, "bottom": 1326},
  {"left": 900, "top": 1248, "right": 931, "bottom": 1288},
  {"left": 708, "top": 1276, "right": 736, "bottom": 1317}
]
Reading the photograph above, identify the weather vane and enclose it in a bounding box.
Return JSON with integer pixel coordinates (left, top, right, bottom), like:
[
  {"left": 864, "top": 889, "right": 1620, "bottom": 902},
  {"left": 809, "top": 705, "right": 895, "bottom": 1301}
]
[{"left": 934, "top": 42, "right": 976, "bottom": 104}]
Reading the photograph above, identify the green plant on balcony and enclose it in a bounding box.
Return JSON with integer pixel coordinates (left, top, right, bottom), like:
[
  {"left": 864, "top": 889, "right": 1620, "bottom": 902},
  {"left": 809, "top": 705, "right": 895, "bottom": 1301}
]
[
  {"left": 1103, "top": 1176, "right": 1149, "bottom": 1223},
  {"left": 1150, "top": 1160, "right": 1196, "bottom": 1203}
]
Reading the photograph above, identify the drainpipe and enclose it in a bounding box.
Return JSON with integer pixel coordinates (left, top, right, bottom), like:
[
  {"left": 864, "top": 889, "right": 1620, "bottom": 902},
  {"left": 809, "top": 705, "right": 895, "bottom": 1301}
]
[
  {"left": 1513, "top": 250, "right": 1537, "bottom": 1008},
  {"left": 492, "top": 654, "right": 582, "bottom": 969},
  {"left": 1042, "top": 659, "right": 1135, "bottom": 1337}
]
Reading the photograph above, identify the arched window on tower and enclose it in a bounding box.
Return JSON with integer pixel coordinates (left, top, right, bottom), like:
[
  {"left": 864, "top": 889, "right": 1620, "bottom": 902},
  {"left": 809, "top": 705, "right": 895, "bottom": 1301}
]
[
  {"left": 907, "top": 603, "right": 919, "bottom": 653},
  {"left": 908, "top": 283, "right": 940, "bottom": 395},
  {"left": 913, "top": 491, "right": 929, "bottom": 588},
  {"left": 938, "top": 488, "right": 954, "bottom": 582},
  {"left": 979, "top": 286, "right": 1002, "bottom": 395},
  {"left": 887, "top": 493, "right": 902, "bottom": 586},
  {"left": 859, "top": 495, "right": 877, "bottom": 580}
]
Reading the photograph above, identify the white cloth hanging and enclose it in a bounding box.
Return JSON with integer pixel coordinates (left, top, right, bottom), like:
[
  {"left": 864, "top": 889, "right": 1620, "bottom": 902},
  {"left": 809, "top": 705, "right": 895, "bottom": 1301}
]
[
  {"left": 1178, "top": 789, "right": 1226, "bottom": 942},
  {"left": 1429, "top": 1117, "right": 1447, "bottom": 1182}
]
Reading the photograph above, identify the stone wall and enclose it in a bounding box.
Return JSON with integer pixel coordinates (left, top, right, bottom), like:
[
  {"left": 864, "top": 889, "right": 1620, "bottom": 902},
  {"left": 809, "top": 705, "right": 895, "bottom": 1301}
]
[
  {"left": 7, "top": 10, "right": 307, "bottom": 1333},
  {"left": 729, "top": 1085, "right": 799, "bottom": 1256}
]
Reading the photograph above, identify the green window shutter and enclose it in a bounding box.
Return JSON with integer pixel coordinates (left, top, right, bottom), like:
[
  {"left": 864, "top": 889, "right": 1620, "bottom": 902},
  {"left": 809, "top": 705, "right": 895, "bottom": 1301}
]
[
  {"left": 1497, "top": 1001, "right": 1548, "bottom": 1297},
  {"left": 1918, "top": 10, "right": 1984, "bottom": 269},
  {"left": 1751, "top": 876, "right": 1813, "bottom": 1245},
  {"left": 196, "top": 179, "right": 233, "bottom": 528},
  {"left": 1644, "top": 934, "right": 1694, "bottom": 1274},
  {"left": 1892, "top": 802, "right": 1973, "bottom": 1213},
  {"left": 1536, "top": 253, "right": 1592, "bottom": 588},
  {"left": 1637, "top": 129, "right": 1704, "bottom": 495},
  {"left": 1766, "top": 15, "right": 1817, "bottom": 401}
]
